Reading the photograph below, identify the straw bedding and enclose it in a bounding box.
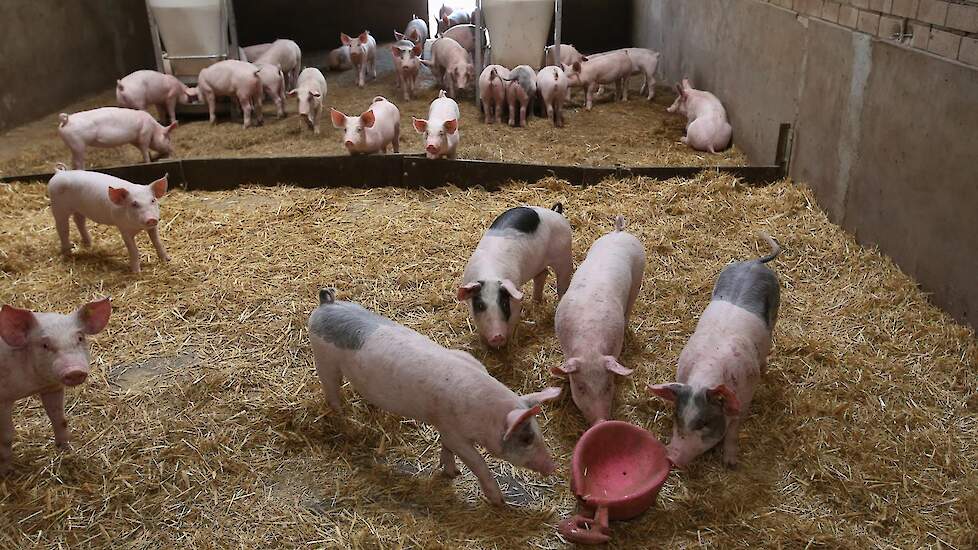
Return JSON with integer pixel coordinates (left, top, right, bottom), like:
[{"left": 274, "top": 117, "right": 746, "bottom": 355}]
[
  {"left": 0, "top": 173, "right": 974, "bottom": 548},
  {"left": 0, "top": 52, "right": 746, "bottom": 177}
]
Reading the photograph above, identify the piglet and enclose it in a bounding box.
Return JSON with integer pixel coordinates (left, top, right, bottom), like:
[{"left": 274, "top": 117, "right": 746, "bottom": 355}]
[
  {"left": 479, "top": 65, "right": 510, "bottom": 124},
  {"left": 330, "top": 96, "right": 401, "bottom": 155},
  {"left": 422, "top": 37, "right": 474, "bottom": 99},
  {"left": 58, "top": 107, "right": 176, "bottom": 170},
  {"left": 48, "top": 166, "right": 170, "bottom": 274},
  {"left": 544, "top": 44, "right": 586, "bottom": 67},
  {"left": 253, "top": 38, "right": 302, "bottom": 89},
  {"left": 395, "top": 15, "right": 429, "bottom": 48},
  {"left": 437, "top": 7, "right": 472, "bottom": 36},
  {"left": 536, "top": 66, "right": 568, "bottom": 128},
  {"left": 309, "top": 288, "right": 561, "bottom": 506},
  {"left": 587, "top": 48, "right": 660, "bottom": 101},
  {"left": 340, "top": 31, "right": 377, "bottom": 88},
  {"left": 553, "top": 216, "right": 644, "bottom": 425},
  {"left": 441, "top": 24, "right": 485, "bottom": 57},
  {"left": 391, "top": 40, "right": 423, "bottom": 100},
  {"left": 459, "top": 204, "right": 573, "bottom": 349},
  {"left": 326, "top": 46, "right": 353, "bottom": 71},
  {"left": 505, "top": 66, "right": 537, "bottom": 128},
  {"left": 413, "top": 91, "right": 459, "bottom": 159},
  {"left": 667, "top": 78, "right": 733, "bottom": 153},
  {"left": 195, "top": 59, "right": 264, "bottom": 128},
  {"left": 288, "top": 68, "right": 327, "bottom": 134},
  {"left": 255, "top": 64, "right": 287, "bottom": 118},
  {"left": 243, "top": 43, "right": 273, "bottom": 63},
  {"left": 116, "top": 70, "right": 195, "bottom": 125},
  {"left": 0, "top": 297, "right": 112, "bottom": 475},
  {"left": 562, "top": 50, "right": 632, "bottom": 110},
  {"left": 649, "top": 234, "right": 781, "bottom": 468}
]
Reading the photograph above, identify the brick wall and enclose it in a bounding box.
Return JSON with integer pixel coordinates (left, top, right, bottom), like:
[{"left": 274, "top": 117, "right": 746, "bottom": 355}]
[{"left": 768, "top": 0, "right": 978, "bottom": 66}]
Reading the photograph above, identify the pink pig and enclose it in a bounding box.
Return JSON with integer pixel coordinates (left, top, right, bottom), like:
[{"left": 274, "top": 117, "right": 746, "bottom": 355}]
[
  {"left": 413, "top": 90, "right": 459, "bottom": 159},
  {"left": 308, "top": 288, "right": 561, "bottom": 506},
  {"left": 326, "top": 46, "right": 353, "bottom": 71},
  {"left": 458, "top": 204, "right": 573, "bottom": 349},
  {"left": 394, "top": 15, "right": 429, "bottom": 48},
  {"left": 195, "top": 59, "right": 265, "bottom": 128},
  {"left": 667, "top": 78, "right": 733, "bottom": 153},
  {"left": 536, "top": 66, "right": 569, "bottom": 128},
  {"left": 505, "top": 66, "right": 537, "bottom": 128},
  {"left": 253, "top": 38, "right": 302, "bottom": 88},
  {"left": 288, "top": 68, "right": 327, "bottom": 134},
  {"left": 0, "top": 297, "right": 112, "bottom": 475},
  {"left": 115, "top": 69, "right": 195, "bottom": 124},
  {"left": 57, "top": 107, "right": 176, "bottom": 170},
  {"left": 390, "top": 40, "right": 423, "bottom": 101},
  {"left": 589, "top": 48, "right": 660, "bottom": 101},
  {"left": 255, "top": 64, "right": 287, "bottom": 118},
  {"left": 422, "top": 37, "right": 474, "bottom": 99},
  {"left": 243, "top": 43, "right": 273, "bottom": 63},
  {"left": 649, "top": 235, "right": 781, "bottom": 468},
  {"left": 562, "top": 50, "right": 632, "bottom": 110},
  {"left": 437, "top": 8, "right": 473, "bottom": 36},
  {"left": 330, "top": 96, "right": 401, "bottom": 155},
  {"left": 479, "top": 65, "right": 510, "bottom": 124},
  {"left": 340, "top": 31, "right": 377, "bottom": 88},
  {"left": 553, "top": 216, "right": 644, "bottom": 425},
  {"left": 48, "top": 167, "right": 170, "bottom": 274}
]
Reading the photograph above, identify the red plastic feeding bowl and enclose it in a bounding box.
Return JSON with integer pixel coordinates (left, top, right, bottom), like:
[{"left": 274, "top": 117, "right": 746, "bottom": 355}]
[{"left": 558, "top": 420, "right": 670, "bottom": 545}]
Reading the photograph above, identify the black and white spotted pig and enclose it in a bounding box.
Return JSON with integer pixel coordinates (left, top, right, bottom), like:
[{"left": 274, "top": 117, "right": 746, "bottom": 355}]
[
  {"left": 307, "top": 288, "right": 562, "bottom": 506},
  {"left": 458, "top": 204, "right": 573, "bottom": 349},
  {"left": 649, "top": 234, "right": 781, "bottom": 468}
]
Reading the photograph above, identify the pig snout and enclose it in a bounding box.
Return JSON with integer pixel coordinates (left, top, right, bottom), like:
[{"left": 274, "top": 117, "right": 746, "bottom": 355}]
[
  {"left": 344, "top": 140, "right": 355, "bottom": 149},
  {"left": 487, "top": 333, "right": 507, "bottom": 348},
  {"left": 425, "top": 144, "right": 439, "bottom": 155},
  {"left": 529, "top": 454, "right": 556, "bottom": 475},
  {"left": 145, "top": 217, "right": 159, "bottom": 227},
  {"left": 61, "top": 368, "right": 89, "bottom": 387}
]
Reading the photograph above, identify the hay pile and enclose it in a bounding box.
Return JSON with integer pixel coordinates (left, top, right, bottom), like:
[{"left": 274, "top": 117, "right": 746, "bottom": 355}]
[
  {"left": 0, "top": 174, "right": 975, "bottom": 548},
  {"left": 0, "top": 51, "right": 747, "bottom": 177}
]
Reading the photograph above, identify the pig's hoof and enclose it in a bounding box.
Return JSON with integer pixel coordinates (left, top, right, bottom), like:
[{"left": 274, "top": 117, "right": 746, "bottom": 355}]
[
  {"left": 442, "top": 464, "right": 460, "bottom": 478},
  {"left": 722, "top": 453, "right": 739, "bottom": 468},
  {"left": 56, "top": 441, "right": 73, "bottom": 452}
]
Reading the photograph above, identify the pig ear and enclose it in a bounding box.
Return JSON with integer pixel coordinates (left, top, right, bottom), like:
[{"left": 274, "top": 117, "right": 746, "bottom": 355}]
[
  {"left": 682, "top": 77, "right": 692, "bottom": 89},
  {"left": 340, "top": 33, "right": 351, "bottom": 45},
  {"left": 358, "top": 32, "right": 369, "bottom": 44},
  {"left": 75, "top": 297, "right": 112, "bottom": 335},
  {"left": 707, "top": 384, "right": 741, "bottom": 416},
  {"left": 116, "top": 80, "right": 124, "bottom": 91},
  {"left": 310, "top": 90, "right": 321, "bottom": 98},
  {"left": 287, "top": 89, "right": 297, "bottom": 97},
  {"left": 412, "top": 117, "right": 428, "bottom": 133},
  {"left": 550, "top": 358, "right": 580, "bottom": 377},
  {"left": 503, "top": 405, "right": 541, "bottom": 441},
  {"left": 164, "top": 121, "right": 177, "bottom": 135},
  {"left": 676, "top": 83, "right": 685, "bottom": 98},
  {"left": 603, "top": 356, "right": 634, "bottom": 376},
  {"left": 330, "top": 108, "right": 346, "bottom": 128},
  {"left": 412, "top": 43, "right": 423, "bottom": 57},
  {"left": 456, "top": 281, "right": 481, "bottom": 301},
  {"left": 442, "top": 15, "right": 450, "bottom": 25},
  {"left": 500, "top": 279, "right": 524, "bottom": 301},
  {"left": 581, "top": 56, "right": 589, "bottom": 62},
  {"left": 443, "top": 119, "right": 458, "bottom": 134},
  {"left": 391, "top": 45, "right": 400, "bottom": 57},
  {"left": 520, "top": 387, "right": 561, "bottom": 408},
  {"left": 149, "top": 174, "right": 168, "bottom": 198},
  {"left": 0, "top": 304, "right": 36, "bottom": 348},
  {"left": 394, "top": 31, "right": 405, "bottom": 41},
  {"left": 107, "top": 186, "right": 130, "bottom": 205},
  {"left": 648, "top": 383, "right": 687, "bottom": 403},
  {"left": 572, "top": 61, "right": 582, "bottom": 73},
  {"left": 360, "top": 109, "right": 376, "bottom": 128}
]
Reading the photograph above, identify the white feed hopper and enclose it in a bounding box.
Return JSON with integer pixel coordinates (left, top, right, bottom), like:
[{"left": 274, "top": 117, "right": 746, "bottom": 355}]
[
  {"left": 482, "top": 0, "right": 554, "bottom": 69},
  {"left": 146, "top": 0, "right": 239, "bottom": 81}
]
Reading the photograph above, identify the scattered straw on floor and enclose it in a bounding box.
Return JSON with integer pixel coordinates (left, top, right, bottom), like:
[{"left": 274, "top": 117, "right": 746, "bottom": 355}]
[
  {"left": 0, "top": 51, "right": 746, "bottom": 177},
  {"left": 0, "top": 174, "right": 975, "bottom": 548}
]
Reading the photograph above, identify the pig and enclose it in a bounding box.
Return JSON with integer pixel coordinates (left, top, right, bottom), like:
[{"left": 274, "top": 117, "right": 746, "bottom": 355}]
[
  {"left": 438, "top": 4, "right": 455, "bottom": 20},
  {"left": 309, "top": 288, "right": 561, "bottom": 506},
  {"left": 0, "top": 297, "right": 112, "bottom": 475},
  {"left": 340, "top": 31, "right": 377, "bottom": 88},
  {"left": 544, "top": 44, "right": 586, "bottom": 67},
  {"left": 535, "top": 66, "right": 568, "bottom": 128},
  {"left": 253, "top": 38, "right": 302, "bottom": 88},
  {"left": 552, "top": 216, "right": 644, "bottom": 425},
  {"left": 243, "top": 43, "right": 273, "bottom": 63},
  {"left": 326, "top": 46, "right": 353, "bottom": 71},
  {"left": 589, "top": 48, "right": 660, "bottom": 101},
  {"left": 115, "top": 70, "right": 195, "bottom": 125},
  {"left": 422, "top": 37, "right": 474, "bottom": 99},
  {"left": 504, "top": 65, "right": 537, "bottom": 128},
  {"left": 667, "top": 78, "right": 733, "bottom": 154},
  {"left": 394, "top": 15, "right": 429, "bottom": 49},
  {"left": 459, "top": 204, "right": 573, "bottom": 349},
  {"left": 48, "top": 167, "right": 171, "bottom": 274},
  {"left": 413, "top": 90, "right": 459, "bottom": 159},
  {"left": 195, "top": 59, "right": 264, "bottom": 128},
  {"left": 255, "top": 64, "right": 287, "bottom": 118},
  {"left": 390, "top": 40, "right": 423, "bottom": 100},
  {"left": 57, "top": 107, "right": 176, "bottom": 170},
  {"left": 649, "top": 234, "right": 781, "bottom": 468},
  {"left": 437, "top": 7, "right": 473, "bottom": 36},
  {"left": 330, "top": 96, "right": 400, "bottom": 155},
  {"left": 478, "top": 65, "right": 510, "bottom": 124},
  {"left": 562, "top": 50, "right": 632, "bottom": 110},
  {"left": 288, "top": 68, "right": 327, "bottom": 134},
  {"left": 441, "top": 24, "right": 487, "bottom": 58}
]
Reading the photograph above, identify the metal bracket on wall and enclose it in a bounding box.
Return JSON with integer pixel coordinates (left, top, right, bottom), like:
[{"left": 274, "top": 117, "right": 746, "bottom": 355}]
[{"left": 775, "top": 122, "right": 793, "bottom": 178}]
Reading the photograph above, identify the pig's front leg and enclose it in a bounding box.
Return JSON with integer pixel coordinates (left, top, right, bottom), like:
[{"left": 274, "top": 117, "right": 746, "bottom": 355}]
[
  {"left": 40, "top": 390, "right": 71, "bottom": 451},
  {"left": 442, "top": 433, "right": 505, "bottom": 506},
  {"left": 0, "top": 401, "right": 14, "bottom": 475},
  {"left": 532, "top": 270, "right": 548, "bottom": 302},
  {"left": 585, "top": 84, "right": 595, "bottom": 111},
  {"left": 722, "top": 418, "right": 741, "bottom": 467},
  {"left": 508, "top": 98, "right": 516, "bottom": 127},
  {"left": 147, "top": 227, "right": 170, "bottom": 263},
  {"left": 439, "top": 445, "right": 460, "bottom": 477},
  {"left": 120, "top": 230, "right": 142, "bottom": 273}
]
